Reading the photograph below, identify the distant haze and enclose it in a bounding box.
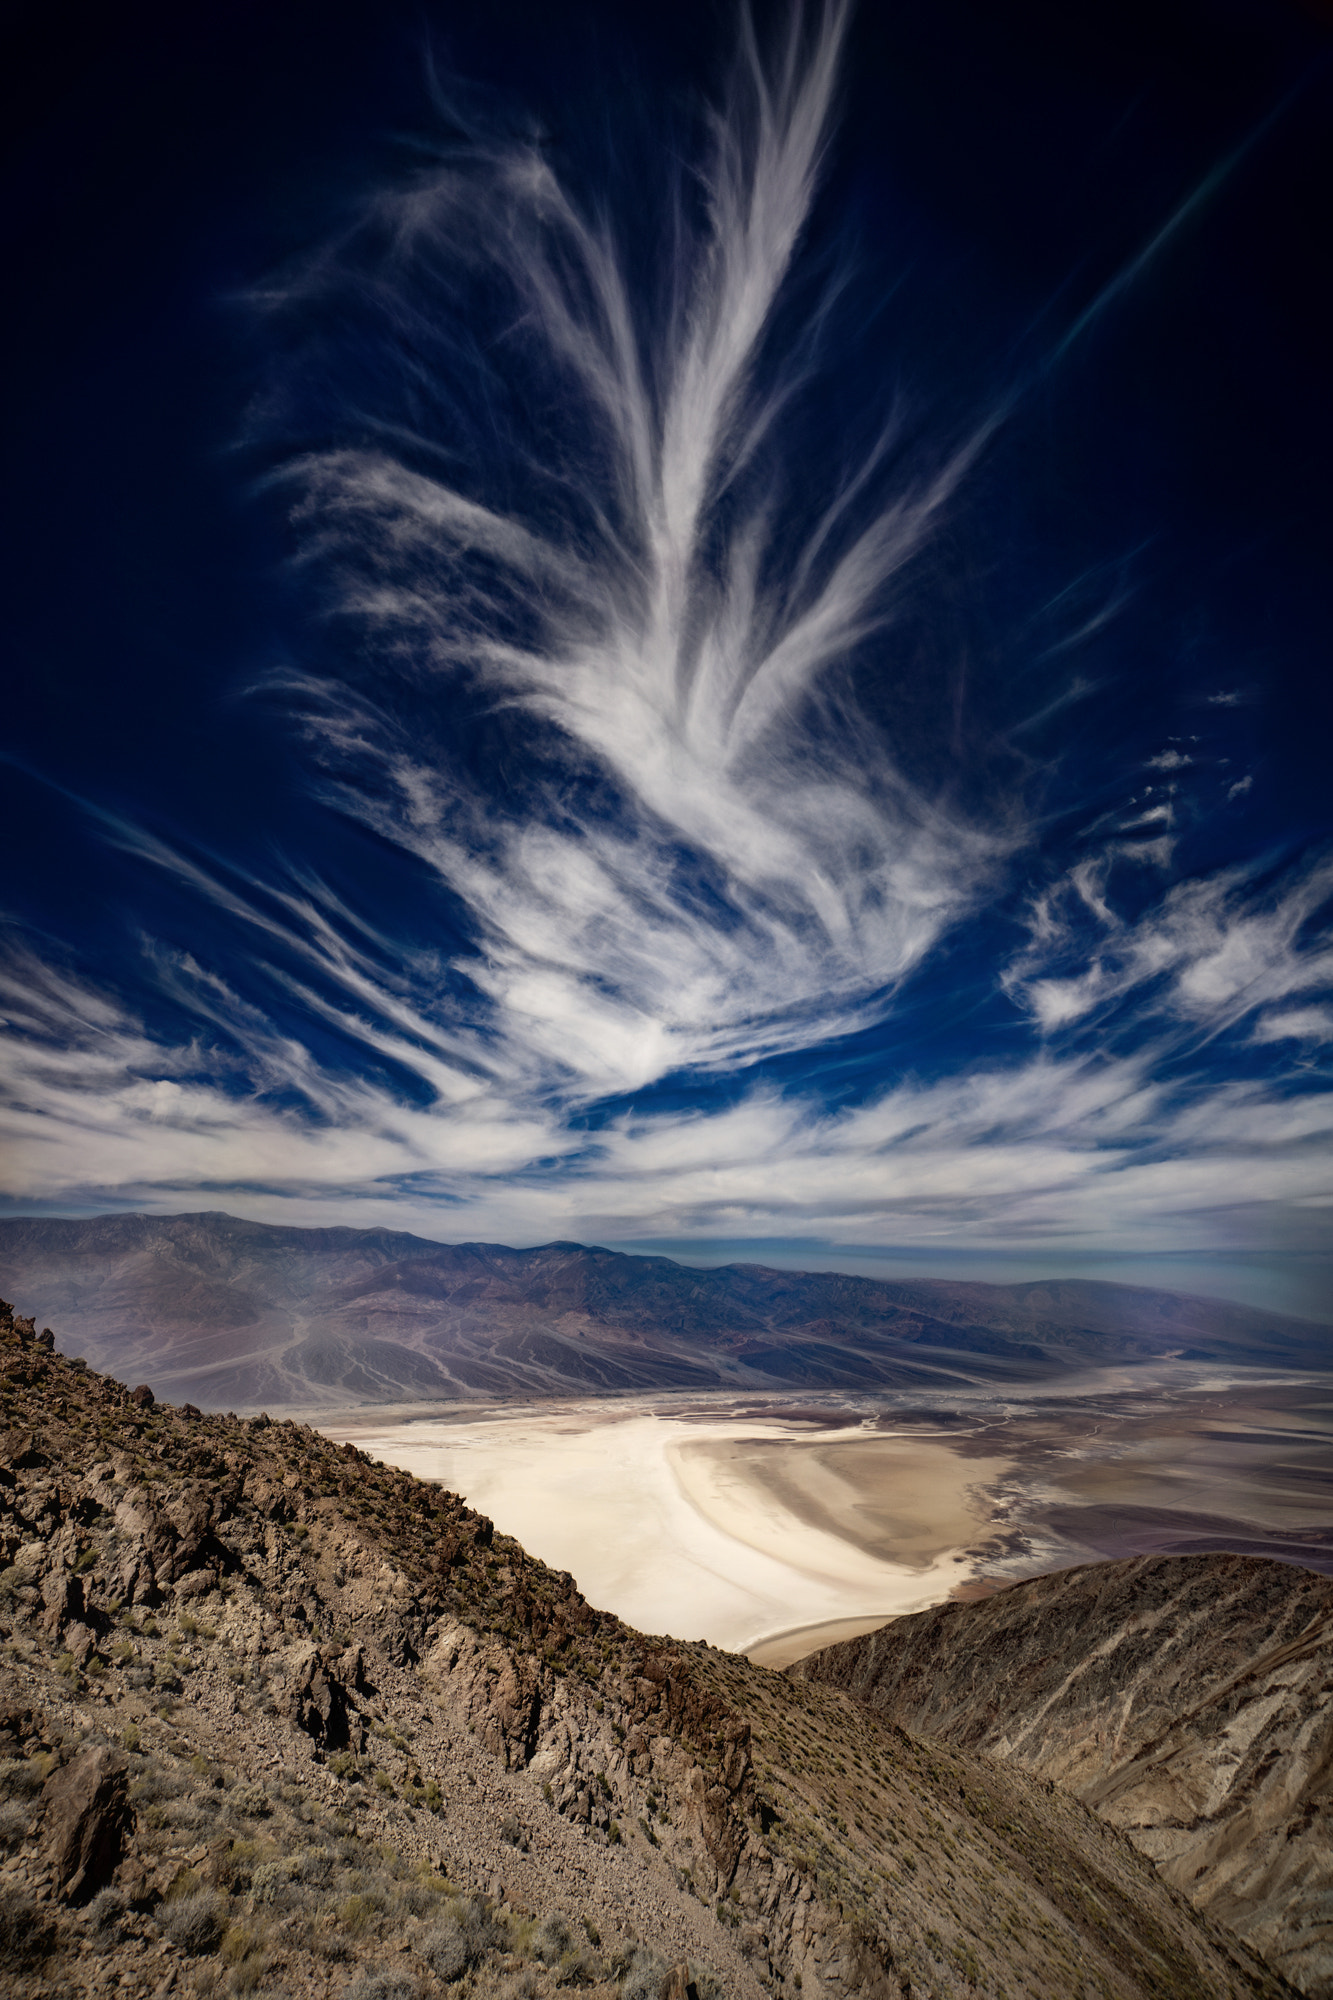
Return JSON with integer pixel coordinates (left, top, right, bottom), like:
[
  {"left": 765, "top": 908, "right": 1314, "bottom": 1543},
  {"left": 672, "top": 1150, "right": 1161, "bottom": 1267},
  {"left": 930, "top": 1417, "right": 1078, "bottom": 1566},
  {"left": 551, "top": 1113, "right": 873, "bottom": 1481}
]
[
  {"left": 622, "top": 1241, "right": 1333, "bottom": 1327},
  {"left": 0, "top": 1210, "right": 1326, "bottom": 1413}
]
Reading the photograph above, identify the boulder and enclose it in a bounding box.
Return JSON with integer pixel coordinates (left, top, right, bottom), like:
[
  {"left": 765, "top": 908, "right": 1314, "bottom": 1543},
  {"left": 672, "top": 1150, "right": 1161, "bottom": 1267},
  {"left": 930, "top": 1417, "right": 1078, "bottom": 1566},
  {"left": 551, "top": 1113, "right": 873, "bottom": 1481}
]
[
  {"left": 39, "top": 1568, "right": 85, "bottom": 1638},
  {"left": 173, "top": 1569, "right": 216, "bottom": 1600},
  {"left": 40, "top": 1747, "right": 134, "bottom": 1901},
  {"left": 291, "top": 1648, "right": 352, "bottom": 1750}
]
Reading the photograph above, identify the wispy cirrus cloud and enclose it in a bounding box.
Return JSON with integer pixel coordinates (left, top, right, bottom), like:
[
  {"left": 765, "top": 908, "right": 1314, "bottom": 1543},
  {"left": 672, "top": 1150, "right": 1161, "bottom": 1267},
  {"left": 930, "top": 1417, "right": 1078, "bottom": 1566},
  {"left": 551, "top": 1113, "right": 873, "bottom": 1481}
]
[
  {"left": 256, "top": 0, "right": 1011, "bottom": 1098},
  {"left": 3, "top": 921, "right": 1330, "bottom": 1260},
  {"left": 1007, "top": 851, "right": 1333, "bottom": 1039},
  {"left": 2, "top": 1, "right": 1330, "bottom": 1296}
]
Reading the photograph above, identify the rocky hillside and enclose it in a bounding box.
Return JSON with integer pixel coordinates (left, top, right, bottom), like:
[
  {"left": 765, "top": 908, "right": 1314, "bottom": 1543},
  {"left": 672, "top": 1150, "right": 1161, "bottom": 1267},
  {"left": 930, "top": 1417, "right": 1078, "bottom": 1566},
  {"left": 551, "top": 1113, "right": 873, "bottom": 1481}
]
[
  {"left": 794, "top": 1554, "right": 1333, "bottom": 1997},
  {"left": 0, "top": 1211, "right": 1325, "bottom": 1411},
  {"left": 0, "top": 1302, "right": 1299, "bottom": 2000}
]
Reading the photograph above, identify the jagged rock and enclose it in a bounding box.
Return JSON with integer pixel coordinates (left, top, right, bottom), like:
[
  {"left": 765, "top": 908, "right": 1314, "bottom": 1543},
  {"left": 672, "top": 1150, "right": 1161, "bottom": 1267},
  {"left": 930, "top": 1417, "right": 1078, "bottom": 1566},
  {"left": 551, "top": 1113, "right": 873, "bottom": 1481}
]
[
  {"left": 661, "top": 1965, "right": 697, "bottom": 2000},
  {"left": 173, "top": 1569, "right": 216, "bottom": 1599},
  {"left": 0, "top": 1705, "right": 51, "bottom": 1756},
  {"left": 64, "top": 1620, "right": 96, "bottom": 1667},
  {"left": 38, "top": 1567, "right": 84, "bottom": 1637},
  {"left": 796, "top": 1551, "right": 1333, "bottom": 1998},
  {"left": 130, "top": 1384, "right": 154, "bottom": 1408},
  {"left": 0, "top": 1430, "right": 45, "bottom": 1470},
  {"left": 39, "top": 1746, "right": 134, "bottom": 1901},
  {"left": 290, "top": 1646, "right": 353, "bottom": 1750}
]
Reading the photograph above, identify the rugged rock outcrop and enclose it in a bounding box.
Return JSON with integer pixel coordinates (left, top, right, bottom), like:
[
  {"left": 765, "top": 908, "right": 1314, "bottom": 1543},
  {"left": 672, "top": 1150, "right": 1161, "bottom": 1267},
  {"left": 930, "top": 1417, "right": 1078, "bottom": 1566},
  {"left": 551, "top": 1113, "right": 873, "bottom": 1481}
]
[
  {"left": 795, "top": 1552, "right": 1333, "bottom": 1995},
  {"left": 0, "top": 1298, "right": 1300, "bottom": 1999},
  {"left": 39, "top": 1743, "right": 134, "bottom": 1899}
]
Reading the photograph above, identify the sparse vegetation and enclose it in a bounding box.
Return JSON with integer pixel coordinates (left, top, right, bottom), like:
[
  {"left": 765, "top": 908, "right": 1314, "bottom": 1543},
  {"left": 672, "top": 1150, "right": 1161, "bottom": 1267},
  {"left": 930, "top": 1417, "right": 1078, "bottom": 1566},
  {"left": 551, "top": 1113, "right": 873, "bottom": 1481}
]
[{"left": 0, "top": 1298, "right": 1299, "bottom": 2000}]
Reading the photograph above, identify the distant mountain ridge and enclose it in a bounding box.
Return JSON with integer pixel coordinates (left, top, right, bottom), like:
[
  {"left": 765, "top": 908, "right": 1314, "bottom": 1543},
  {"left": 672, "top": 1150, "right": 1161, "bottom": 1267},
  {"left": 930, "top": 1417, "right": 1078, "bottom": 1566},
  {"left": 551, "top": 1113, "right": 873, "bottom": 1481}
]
[{"left": 0, "top": 1209, "right": 1325, "bottom": 1410}]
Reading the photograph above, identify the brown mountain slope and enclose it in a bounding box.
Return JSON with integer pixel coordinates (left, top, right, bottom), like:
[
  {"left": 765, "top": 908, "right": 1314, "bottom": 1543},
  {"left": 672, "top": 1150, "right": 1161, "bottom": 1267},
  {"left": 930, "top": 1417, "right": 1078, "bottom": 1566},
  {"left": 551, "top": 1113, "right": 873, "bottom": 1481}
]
[
  {"left": 0, "top": 1212, "right": 1326, "bottom": 1411},
  {"left": 794, "top": 1554, "right": 1333, "bottom": 1996},
  {"left": 0, "top": 1303, "right": 1297, "bottom": 2000}
]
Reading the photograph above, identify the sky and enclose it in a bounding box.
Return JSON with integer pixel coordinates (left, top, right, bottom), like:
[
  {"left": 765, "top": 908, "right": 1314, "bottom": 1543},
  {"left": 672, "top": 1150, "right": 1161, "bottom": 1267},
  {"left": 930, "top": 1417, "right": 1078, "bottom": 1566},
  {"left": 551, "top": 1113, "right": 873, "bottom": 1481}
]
[{"left": 4, "top": 0, "right": 1333, "bottom": 1317}]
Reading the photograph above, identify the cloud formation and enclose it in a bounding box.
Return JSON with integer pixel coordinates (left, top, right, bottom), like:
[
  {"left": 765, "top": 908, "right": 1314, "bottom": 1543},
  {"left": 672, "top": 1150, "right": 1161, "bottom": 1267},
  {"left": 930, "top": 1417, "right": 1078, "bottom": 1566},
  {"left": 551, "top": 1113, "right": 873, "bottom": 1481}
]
[
  {"left": 261, "top": 0, "right": 1009, "bottom": 1099},
  {"left": 2, "top": 1, "right": 1330, "bottom": 1283}
]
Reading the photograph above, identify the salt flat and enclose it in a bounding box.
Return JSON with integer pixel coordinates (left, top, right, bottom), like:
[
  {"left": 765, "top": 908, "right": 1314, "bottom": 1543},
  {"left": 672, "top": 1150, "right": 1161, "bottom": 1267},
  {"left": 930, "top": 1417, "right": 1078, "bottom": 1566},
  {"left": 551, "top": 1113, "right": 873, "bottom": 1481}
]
[
  {"left": 324, "top": 1400, "right": 1009, "bottom": 1659},
  {"left": 318, "top": 1365, "right": 1333, "bottom": 1663}
]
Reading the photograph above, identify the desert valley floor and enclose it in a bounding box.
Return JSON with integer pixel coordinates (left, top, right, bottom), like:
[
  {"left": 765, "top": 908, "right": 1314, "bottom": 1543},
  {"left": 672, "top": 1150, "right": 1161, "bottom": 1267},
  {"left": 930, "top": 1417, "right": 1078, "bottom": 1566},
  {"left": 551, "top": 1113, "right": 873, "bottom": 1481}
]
[{"left": 307, "top": 1359, "right": 1333, "bottom": 1663}]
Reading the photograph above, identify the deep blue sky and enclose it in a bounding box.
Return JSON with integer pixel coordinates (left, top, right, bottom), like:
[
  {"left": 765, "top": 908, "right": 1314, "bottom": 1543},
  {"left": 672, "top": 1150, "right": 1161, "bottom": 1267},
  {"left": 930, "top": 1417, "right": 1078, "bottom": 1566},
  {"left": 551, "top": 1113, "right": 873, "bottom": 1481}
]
[{"left": 4, "top": 0, "right": 1332, "bottom": 1316}]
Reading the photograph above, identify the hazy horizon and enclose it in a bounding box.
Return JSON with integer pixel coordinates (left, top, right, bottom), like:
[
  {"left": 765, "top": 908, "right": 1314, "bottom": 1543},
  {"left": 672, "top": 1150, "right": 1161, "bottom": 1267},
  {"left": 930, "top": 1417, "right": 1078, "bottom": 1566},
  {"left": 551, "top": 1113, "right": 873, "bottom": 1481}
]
[{"left": 3, "top": 1201, "right": 1329, "bottom": 1325}]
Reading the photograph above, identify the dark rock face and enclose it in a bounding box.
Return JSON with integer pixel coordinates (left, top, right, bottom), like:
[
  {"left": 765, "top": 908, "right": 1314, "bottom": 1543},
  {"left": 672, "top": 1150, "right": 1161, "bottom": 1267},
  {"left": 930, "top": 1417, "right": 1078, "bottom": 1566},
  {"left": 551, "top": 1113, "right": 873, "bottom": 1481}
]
[
  {"left": 290, "top": 1647, "right": 354, "bottom": 1750},
  {"left": 795, "top": 1552, "right": 1333, "bottom": 1996},
  {"left": 40, "top": 1746, "right": 134, "bottom": 1901},
  {"left": 0, "top": 1210, "right": 1325, "bottom": 1410}
]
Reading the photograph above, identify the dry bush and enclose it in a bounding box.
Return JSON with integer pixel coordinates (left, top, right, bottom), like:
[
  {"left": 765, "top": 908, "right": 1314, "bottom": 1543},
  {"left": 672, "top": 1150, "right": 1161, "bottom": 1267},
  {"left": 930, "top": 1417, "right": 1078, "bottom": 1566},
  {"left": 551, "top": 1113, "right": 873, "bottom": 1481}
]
[
  {"left": 346, "top": 1972, "right": 421, "bottom": 2000},
  {"left": 86, "top": 1886, "right": 128, "bottom": 1935},
  {"left": 159, "top": 1888, "right": 229, "bottom": 1954},
  {"left": 620, "top": 1948, "right": 667, "bottom": 2000},
  {"left": 419, "top": 1894, "right": 502, "bottom": 1981},
  {"left": 0, "top": 1887, "right": 56, "bottom": 1975}
]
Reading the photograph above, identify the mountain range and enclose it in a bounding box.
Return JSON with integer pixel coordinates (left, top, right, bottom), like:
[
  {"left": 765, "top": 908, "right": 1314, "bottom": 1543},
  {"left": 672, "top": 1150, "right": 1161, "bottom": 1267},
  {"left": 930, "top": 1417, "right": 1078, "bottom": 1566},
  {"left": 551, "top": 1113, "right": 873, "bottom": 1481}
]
[{"left": 0, "top": 1211, "right": 1326, "bottom": 1409}]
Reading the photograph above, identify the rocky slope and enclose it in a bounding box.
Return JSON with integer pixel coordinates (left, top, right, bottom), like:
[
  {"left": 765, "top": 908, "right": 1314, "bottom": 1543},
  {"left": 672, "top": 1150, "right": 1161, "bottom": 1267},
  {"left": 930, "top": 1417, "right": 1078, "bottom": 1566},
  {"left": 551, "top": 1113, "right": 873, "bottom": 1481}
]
[
  {"left": 0, "top": 1300, "right": 1299, "bottom": 2000},
  {"left": 0, "top": 1211, "right": 1325, "bottom": 1411},
  {"left": 794, "top": 1554, "right": 1333, "bottom": 1997}
]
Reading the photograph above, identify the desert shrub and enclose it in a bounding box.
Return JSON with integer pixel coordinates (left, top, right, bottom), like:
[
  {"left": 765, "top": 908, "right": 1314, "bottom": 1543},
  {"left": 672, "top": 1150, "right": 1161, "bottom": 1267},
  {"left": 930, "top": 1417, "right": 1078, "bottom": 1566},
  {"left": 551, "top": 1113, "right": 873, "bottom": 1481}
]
[
  {"left": 347, "top": 1973, "right": 420, "bottom": 2000},
  {"left": 419, "top": 1895, "right": 501, "bottom": 1981},
  {"left": 86, "top": 1886, "right": 127, "bottom": 1935},
  {"left": 229, "top": 1780, "right": 270, "bottom": 1819},
  {"left": 130, "top": 1764, "right": 183, "bottom": 1805},
  {"left": 620, "top": 1948, "right": 667, "bottom": 2000},
  {"left": 0, "top": 1887, "right": 56, "bottom": 1973},
  {"left": 530, "top": 1914, "right": 574, "bottom": 1966},
  {"left": 160, "top": 1888, "right": 228, "bottom": 1954},
  {"left": 0, "top": 1801, "right": 29, "bottom": 1845},
  {"left": 295, "top": 1845, "right": 336, "bottom": 1886},
  {"left": 250, "top": 1859, "right": 303, "bottom": 1906},
  {"left": 227, "top": 1943, "right": 273, "bottom": 1996},
  {"left": 170, "top": 1794, "right": 220, "bottom": 1830},
  {"left": 0, "top": 1756, "right": 45, "bottom": 1798},
  {"left": 472, "top": 1973, "right": 542, "bottom": 2000},
  {"left": 400, "top": 1875, "right": 452, "bottom": 1918},
  {"left": 337, "top": 1892, "right": 381, "bottom": 1936}
]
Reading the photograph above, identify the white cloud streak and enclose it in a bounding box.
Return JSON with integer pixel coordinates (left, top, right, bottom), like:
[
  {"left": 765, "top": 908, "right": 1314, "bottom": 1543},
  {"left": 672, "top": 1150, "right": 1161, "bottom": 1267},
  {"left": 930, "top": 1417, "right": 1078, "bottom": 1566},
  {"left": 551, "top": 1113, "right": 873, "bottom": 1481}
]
[
  {"left": 1008, "top": 853, "right": 1333, "bottom": 1040},
  {"left": 2, "top": 4, "right": 1330, "bottom": 1272},
  {"left": 264, "top": 0, "right": 1008, "bottom": 1099},
  {"left": 2, "top": 929, "right": 1330, "bottom": 1256}
]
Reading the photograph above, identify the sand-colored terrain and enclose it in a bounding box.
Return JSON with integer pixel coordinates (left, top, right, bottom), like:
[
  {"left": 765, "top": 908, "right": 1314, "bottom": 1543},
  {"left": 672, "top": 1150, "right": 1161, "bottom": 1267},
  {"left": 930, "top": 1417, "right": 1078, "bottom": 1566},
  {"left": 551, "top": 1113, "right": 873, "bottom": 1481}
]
[
  {"left": 326, "top": 1403, "right": 1011, "bottom": 1658},
  {"left": 319, "top": 1365, "right": 1333, "bottom": 1664}
]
